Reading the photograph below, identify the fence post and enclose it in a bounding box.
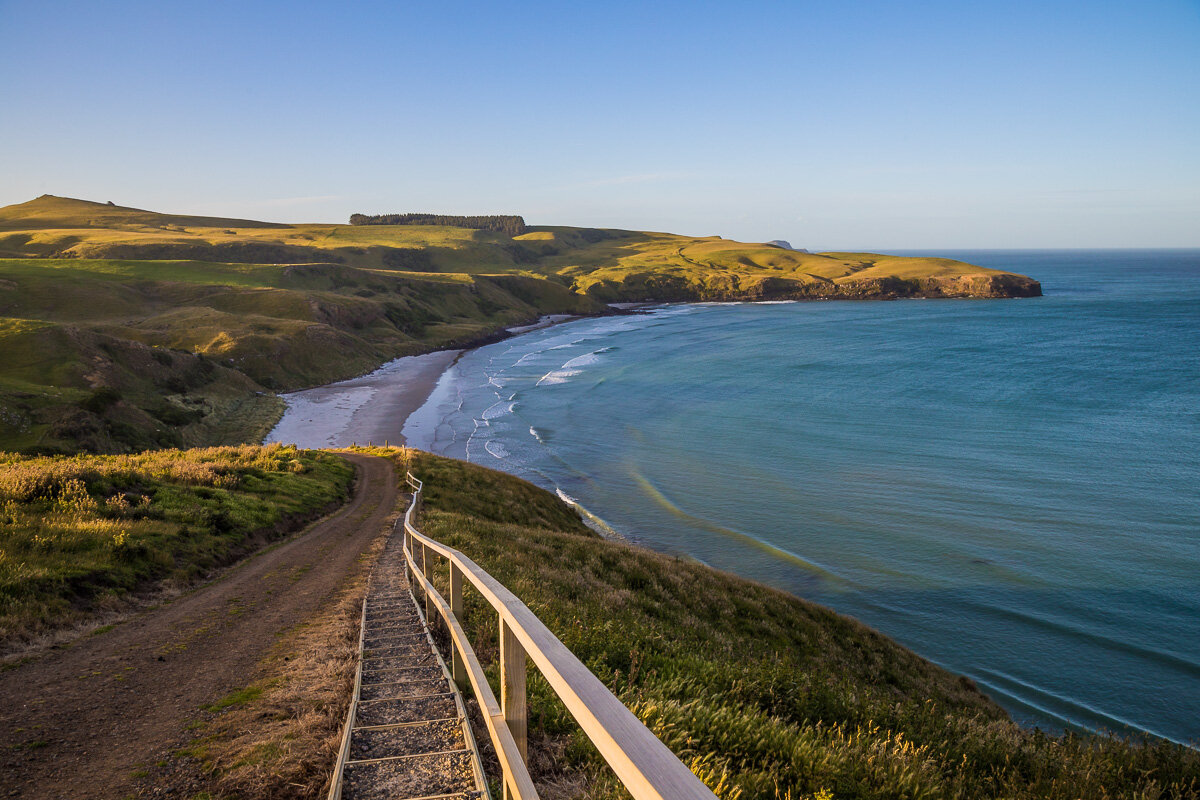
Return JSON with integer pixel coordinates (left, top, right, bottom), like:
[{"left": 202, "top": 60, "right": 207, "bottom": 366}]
[
  {"left": 421, "top": 542, "right": 433, "bottom": 624},
  {"left": 450, "top": 563, "right": 466, "bottom": 689},
  {"left": 500, "top": 616, "right": 528, "bottom": 764},
  {"left": 402, "top": 524, "right": 410, "bottom": 587}
]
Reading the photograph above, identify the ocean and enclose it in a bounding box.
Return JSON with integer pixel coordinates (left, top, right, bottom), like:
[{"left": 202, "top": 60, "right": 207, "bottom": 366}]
[{"left": 403, "top": 250, "right": 1200, "bottom": 745}]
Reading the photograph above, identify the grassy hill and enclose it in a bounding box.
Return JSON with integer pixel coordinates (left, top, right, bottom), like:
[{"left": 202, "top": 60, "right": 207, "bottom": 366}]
[
  {"left": 0, "top": 196, "right": 1040, "bottom": 300},
  {"left": 0, "top": 444, "right": 353, "bottom": 651},
  {"left": 397, "top": 450, "right": 1197, "bottom": 799},
  {"left": 0, "top": 196, "right": 1041, "bottom": 454}
]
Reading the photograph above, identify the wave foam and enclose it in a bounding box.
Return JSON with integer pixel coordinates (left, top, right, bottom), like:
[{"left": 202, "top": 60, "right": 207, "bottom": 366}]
[
  {"left": 536, "top": 369, "right": 581, "bottom": 386},
  {"left": 482, "top": 400, "right": 517, "bottom": 420},
  {"left": 535, "top": 348, "right": 611, "bottom": 386}
]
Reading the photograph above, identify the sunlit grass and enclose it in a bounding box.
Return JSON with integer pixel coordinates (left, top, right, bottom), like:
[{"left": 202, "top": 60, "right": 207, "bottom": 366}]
[
  {"left": 400, "top": 450, "right": 1200, "bottom": 800},
  {"left": 0, "top": 444, "right": 353, "bottom": 646}
]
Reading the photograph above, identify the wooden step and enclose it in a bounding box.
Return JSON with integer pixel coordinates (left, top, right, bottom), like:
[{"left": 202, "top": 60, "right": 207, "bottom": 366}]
[
  {"left": 360, "top": 678, "right": 449, "bottom": 702},
  {"left": 341, "top": 751, "right": 477, "bottom": 800},
  {"left": 363, "top": 644, "right": 439, "bottom": 664},
  {"left": 356, "top": 693, "right": 459, "bottom": 727},
  {"left": 331, "top": 522, "right": 488, "bottom": 800},
  {"left": 349, "top": 719, "right": 466, "bottom": 761},
  {"left": 362, "top": 661, "right": 443, "bottom": 686}
]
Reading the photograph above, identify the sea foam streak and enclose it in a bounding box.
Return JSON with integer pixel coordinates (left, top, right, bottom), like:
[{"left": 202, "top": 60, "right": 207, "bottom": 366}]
[
  {"left": 535, "top": 349, "right": 609, "bottom": 386},
  {"left": 482, "top": 400, "right": 517, "bottom": 420},
  {"left": 555, "top": 488, "right": 626, "bottom": 541},
  {"left": 485, "top": 440, "right": 510, "bottom": 460}
]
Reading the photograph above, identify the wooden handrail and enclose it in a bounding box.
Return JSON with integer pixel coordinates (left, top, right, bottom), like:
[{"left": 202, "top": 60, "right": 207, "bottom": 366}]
[
  {"left": 402, "top": 472, "right": 717, "bottom": 800},
  {"left": 327, "top": 597, "right": 367, "bottom": 800},
  {"left": 407, "top": 554, "right": 539, "bottom": 800}
]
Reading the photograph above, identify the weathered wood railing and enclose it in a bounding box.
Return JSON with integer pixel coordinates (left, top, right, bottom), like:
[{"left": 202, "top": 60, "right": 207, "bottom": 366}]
[{"left": 401, "top": 472, "right": 717, "bottom": 800}]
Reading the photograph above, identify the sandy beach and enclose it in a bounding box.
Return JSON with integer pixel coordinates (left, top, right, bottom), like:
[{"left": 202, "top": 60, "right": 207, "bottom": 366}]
[
  {"left": 265, "top": 315, "right": 593, "bottom": 449},
  {"left": 264, "top": 350, "right": 461, "bottom": 449}
]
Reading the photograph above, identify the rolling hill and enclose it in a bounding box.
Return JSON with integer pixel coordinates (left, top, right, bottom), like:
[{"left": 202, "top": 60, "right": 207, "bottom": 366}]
[{"left": 0, "top": 196, "right": 1040, "bottom": 453}]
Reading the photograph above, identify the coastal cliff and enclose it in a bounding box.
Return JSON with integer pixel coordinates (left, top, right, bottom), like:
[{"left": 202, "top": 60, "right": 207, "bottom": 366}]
[{"left": 576, "top": 270, "right": 1041, "bottom": 302}]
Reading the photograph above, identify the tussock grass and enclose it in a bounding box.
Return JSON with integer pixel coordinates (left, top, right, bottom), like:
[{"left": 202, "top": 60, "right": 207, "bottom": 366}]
[
  {"left": 0, "top": 444, "right": 353, "bottom": 649},
  {"left": 403, "top": 451, "right": 1199, "bottom": 800}
]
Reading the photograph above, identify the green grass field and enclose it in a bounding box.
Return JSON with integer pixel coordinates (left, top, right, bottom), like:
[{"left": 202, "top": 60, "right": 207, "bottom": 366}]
[
  {"left": 0, "top": 444, "right": 353, "bottom": 648},
  {"left": 401, "top": 450, "right": 1199, "bottom": 800}
]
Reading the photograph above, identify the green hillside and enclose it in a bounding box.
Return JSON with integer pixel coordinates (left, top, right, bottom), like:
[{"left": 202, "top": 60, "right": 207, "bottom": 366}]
[
  {"left": 0, "top": 444, "right": 353, "bottom": 648},
  {"left": 0, "top": 196, "right": 1041, "bottom": 454},
  {"left": 6, "top": 443, "right": 1193, "bottom": 798},
  {"left": 401, "top": 450, "right": 1198, "bottom": 799}
]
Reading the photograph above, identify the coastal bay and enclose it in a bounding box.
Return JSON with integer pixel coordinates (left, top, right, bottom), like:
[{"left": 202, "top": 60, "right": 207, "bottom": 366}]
[{"left": 291, "top": 249, "right": 1198, "bottom": 745}]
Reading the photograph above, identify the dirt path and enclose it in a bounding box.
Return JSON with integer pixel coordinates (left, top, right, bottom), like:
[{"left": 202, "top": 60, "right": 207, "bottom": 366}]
[{"left": 0, "top": 453, "right": 398, "bottom": 800}]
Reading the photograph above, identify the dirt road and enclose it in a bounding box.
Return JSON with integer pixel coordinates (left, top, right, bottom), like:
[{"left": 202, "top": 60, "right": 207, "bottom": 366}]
[{"left": 0, "top": 453, "right": 397, "bottom": 800}]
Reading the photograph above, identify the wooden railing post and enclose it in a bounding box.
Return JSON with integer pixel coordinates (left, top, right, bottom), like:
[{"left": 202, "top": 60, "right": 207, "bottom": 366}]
[
  {"left": 450, "top": 563, "right": 466, "bottom": 689},
  {"left": 500, "top": 616, "right": 528, "bottom": 764},
  {"left": 402, "top": 524, "right": 410, "bottom": 586},
  {"left": 421, "top": 542, "right": 433, "bottom": 624}
]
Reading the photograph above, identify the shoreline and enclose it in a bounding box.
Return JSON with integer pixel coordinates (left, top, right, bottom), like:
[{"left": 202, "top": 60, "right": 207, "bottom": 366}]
[
  {"left": 264, "top": 314, "right": 599, "bottom": 449},
  {"left": 258, "top": 287, "right": 1194, "bottom": 746},
  {"left": 258, "top": 291, "right": 1028, "bottom": 453},
  {"left": 263, "top": 350, "right": 462, "bottom": 449},
  {"left": 260, "top": 290, "right": 1018, "bottom": 452}
]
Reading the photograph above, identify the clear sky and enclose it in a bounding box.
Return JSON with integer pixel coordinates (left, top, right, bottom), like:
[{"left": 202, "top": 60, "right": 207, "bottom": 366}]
[{"left": 2, "top": 0, "right": 1198, "bottom": 248}]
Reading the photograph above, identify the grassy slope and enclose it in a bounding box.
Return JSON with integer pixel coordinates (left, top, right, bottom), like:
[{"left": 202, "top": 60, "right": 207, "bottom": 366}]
[
  {"left": 0, "top": 196, "right": 1040, "bottom": 454},
  {"left": 406, "top": 451, "right": 1198, "bottom": 800},
  {"left": 0, "top": 444, "right": 354, "bottom": 650},
  {"left": 0, "top": 314, "right": 282, "bottom": 453}
]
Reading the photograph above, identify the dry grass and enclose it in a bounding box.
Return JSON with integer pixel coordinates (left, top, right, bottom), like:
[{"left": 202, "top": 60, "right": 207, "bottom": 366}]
[
  {"left": 190, "top": 557, "right": 369, "bottom": 798},
  {"left": 0, "top": 443, "right": 303, "bottom": 500}
]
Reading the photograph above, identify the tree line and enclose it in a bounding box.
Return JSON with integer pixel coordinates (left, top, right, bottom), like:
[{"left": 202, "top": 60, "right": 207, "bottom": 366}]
[{"left": 349, "top": 212, "right": 527, "bottom": 236}]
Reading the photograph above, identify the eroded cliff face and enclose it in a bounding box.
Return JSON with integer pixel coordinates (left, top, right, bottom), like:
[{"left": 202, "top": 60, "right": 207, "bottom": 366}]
[
  {"left": 911, "top": 273, "right": 1043, "bottom": 298},
  {"left": 838, "top": 273, "right": 1042, "bottom": 299},
  {"left": 581, "top": 271, "right": 1042, "bottom": 303}
]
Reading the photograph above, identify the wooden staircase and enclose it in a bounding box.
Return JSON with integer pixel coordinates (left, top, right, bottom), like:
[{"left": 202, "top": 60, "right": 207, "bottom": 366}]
[
  {"left": 331, "top": 528, "right": 488, "bottom": 800},
  {"left": 332, "top": 471, "right": 718, "bottom": 800}
]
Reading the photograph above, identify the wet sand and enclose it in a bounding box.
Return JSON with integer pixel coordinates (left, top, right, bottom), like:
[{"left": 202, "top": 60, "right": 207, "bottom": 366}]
[{"left": 264, "top": 350, "right": 461, "bottom": 449}]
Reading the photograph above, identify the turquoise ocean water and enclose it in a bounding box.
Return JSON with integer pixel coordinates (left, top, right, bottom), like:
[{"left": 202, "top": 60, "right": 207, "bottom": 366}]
[{"left": 404, "top": 250, "right": 1200, "bottom": 744}]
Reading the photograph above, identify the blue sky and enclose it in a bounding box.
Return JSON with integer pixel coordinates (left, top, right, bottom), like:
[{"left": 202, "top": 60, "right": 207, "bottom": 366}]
[{"left": 2, "top": 0, "right": 1197, "bottom": 248}]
